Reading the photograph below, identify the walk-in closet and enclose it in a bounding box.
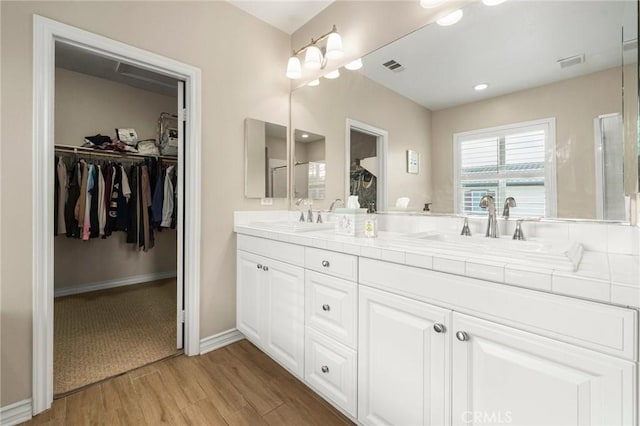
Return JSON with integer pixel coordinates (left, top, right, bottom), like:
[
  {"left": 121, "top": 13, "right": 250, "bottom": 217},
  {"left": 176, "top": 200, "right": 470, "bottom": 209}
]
[{"left": 53, "top": 42, "right": 184, "bottom": 396}]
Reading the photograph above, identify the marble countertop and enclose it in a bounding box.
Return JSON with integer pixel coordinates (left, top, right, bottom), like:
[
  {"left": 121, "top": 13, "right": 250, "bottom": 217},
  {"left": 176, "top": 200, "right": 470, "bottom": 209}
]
[{"left": 235, "top": 222, "right": 639, "bottom": 309}]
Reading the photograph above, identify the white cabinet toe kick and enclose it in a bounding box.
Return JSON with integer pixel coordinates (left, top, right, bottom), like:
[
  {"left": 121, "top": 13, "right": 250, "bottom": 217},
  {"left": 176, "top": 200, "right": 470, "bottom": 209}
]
[{"left": 236, "top": 233, "right": 638, "bottom": 425}]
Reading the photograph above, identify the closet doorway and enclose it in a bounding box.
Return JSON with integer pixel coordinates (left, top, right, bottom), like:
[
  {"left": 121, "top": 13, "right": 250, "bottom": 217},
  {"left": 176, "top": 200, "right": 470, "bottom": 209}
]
[
  {"left": 52, "top": 42, "right": 185, "bottom": 396},
  {"left": 33, "top": 16, "right": 201, "bottom": 415},
  {"left": 345, "top": 119, "right": 388, "bottom": 210}
]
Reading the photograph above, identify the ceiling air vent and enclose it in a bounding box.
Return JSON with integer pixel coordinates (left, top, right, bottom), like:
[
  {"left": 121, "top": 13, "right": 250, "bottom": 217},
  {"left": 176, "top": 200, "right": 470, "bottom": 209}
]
[
  {"left": 382, "top": 59, "right": 405, "bottom": 72},
  {"left": 623, "top": 38, "right": 637, "bottom": 52},
  {"left": 557, "top": 54, "right": 585, "bottom": 69}
]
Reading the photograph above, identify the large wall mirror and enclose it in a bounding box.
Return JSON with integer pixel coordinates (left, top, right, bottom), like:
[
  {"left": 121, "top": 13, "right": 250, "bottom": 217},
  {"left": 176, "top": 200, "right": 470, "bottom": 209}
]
[
  {"left": 291, "top": 0, "right": 638, "bottom": 221},
  {"left": 245, "top": 118, "right": 288, "bottom": 198}
]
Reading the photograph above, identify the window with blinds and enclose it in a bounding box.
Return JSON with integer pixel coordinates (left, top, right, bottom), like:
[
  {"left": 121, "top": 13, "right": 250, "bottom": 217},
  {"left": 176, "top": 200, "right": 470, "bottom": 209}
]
[{"left": 454, "top": 119, "right": 556, "bottom": 218}]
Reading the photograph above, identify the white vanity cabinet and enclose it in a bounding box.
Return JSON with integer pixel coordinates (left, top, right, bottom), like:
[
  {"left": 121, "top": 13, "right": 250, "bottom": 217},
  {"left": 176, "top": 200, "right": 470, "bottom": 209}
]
[
  {"left": 358, "top": 286, "right": 451, "bottom": 426},
  {"left": 451, "top": 313, "right": 636, "bottom": 426},
  {"left": 304, "top": 250, "right": 359, "bottom": 417},
  {"left": 358, "top": 258, "right": 638, "bottom": 426},
  {"left": 236, "top": 238, "right": 305, "bottom": 379}
]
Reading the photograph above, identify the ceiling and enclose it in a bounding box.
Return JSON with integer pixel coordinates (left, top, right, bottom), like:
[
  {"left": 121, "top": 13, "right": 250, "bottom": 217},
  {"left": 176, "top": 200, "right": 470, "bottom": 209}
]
[
  {"left": 361, "top": 0, "right": 638, "bottom": 111},
  {"left": 55, "top": 42, "right": 179, "bottom": 97},
  {"left": 227, "top": 0, "right": 334, "bottom": 34}
]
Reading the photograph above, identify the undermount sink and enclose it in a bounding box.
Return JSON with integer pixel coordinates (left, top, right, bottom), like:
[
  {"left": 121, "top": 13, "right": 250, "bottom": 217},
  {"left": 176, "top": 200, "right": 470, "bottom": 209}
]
[
  {"left": 249, "top": 221, "right": 336, "bottom": 233},
  {"left": 398, "top": 232, "right": 584, "bottom": 272}
]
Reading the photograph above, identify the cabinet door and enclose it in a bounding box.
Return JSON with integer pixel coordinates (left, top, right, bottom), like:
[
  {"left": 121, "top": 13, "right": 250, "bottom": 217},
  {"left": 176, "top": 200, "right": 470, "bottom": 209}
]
[
  {"left": 358, "top": 286, "right": 451, "bottom": 426},
  {"left": 236, "top": 250, "right": 265, "bottom": 346},
  {"left": 264, "top": 258, "right": 305, "bottom": 379},
  {"left": 452, "top": 313, "right": 636, "bottom": 426}
]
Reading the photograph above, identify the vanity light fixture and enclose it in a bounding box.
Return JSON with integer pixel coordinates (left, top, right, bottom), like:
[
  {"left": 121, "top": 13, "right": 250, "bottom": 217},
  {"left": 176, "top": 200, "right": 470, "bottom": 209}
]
[
  {"left": 324, "top": 69, "right": 340, "bottom": 79},
  {"left": 345, "top": 58, "right": 363, "bottom": 71},
  {"left": 474, "top": 83, "right": 489, "bottom": 91},
  {"left": 482, "top": 0, "right": 507, "bottom": 5},
  {"left": 308, "top": 79, "right": 320, "bottom": 87},
  {"left": 437, "top": 9, "right": 463, "bottom": 26},
  {"left": 285, "top": 25, "right": 344, "bottom": 79}
]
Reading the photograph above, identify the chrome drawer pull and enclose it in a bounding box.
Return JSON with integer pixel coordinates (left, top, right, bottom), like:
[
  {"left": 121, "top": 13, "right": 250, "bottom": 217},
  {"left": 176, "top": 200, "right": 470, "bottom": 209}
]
[
  {"left": 321, "top": 260, "right": 330, "bottom": 268},
  {"left": 433, "top": 323, "right": 446, "bottom": 333},
  {"left": 322, "top": 304, "right": 331, "bottom": 312},
  {"left": 257, "top": 264, "right": 263, "bottom": 269},
  {"left": 263, "top": 266, "right": 269, "bottom": 272},
  {"left": 456, "top": 331, "right": 469, "bottom": 342},
  {"left": 321, "top": 365, "right": 329, "bottom": 373}
]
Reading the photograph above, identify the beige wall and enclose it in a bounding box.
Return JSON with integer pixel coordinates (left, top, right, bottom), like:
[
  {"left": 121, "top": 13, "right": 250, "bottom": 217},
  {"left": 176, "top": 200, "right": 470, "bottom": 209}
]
[
  {"left": 292, "top": 70, "right": 431, "bottom": 210},
  {"left": 55, "top": 68, "right": 178, "bottom": 145},
  {"left": 431, "top": 67, "right": 623, "bottom": 219},
  {"left": 1, "top": 1, "right": 290, "bottom": 406}
]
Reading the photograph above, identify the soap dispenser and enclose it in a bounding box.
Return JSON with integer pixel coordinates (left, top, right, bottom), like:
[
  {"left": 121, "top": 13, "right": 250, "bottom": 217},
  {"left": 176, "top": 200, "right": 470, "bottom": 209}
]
[{"left": 364, "top": 202, "right": 378, "bottom": 238}]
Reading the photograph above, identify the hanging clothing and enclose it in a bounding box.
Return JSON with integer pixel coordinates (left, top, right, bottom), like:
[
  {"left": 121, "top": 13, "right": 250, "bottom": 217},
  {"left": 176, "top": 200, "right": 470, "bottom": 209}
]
[
  {"left": 75, "top": 160, "right": 89, "bottom": 231},
  {"left": 97, "top": 165, "right": 106, "bottom": 237},
  {"left": 151, "top": 168, "right": 165, "bottom": 229},
  {"left": 140, "top": 165, "right": 154, "bottom": 252},
  {"left": 83, "top": 164, "right": 95, "bottom": 241},
  {"left": 65, "top": 161, "right": 81, "bottom": 239},
  {"left": 55, "top": 157, "right": 68, "bottom": 235},
  {"left": 161, "top": 166, "right": 175, "bottom": 228}
]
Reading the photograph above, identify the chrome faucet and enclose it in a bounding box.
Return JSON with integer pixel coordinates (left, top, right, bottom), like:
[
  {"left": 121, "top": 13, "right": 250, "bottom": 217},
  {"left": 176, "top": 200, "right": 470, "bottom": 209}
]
[
  {"left": 295, "top": 198, "right": 305, "bottom": 222},
  {"left": 306, "top": 199, "right": 314, "bottom": 223},
  {"left": 329, "top": 198, "right": 344, "bottom": 211},
  {"left": 513, "top": 219, "right": 525, "bottom": 240},
  {"left": 479, "top": 194, "right": 498, "bottom": 238},
  {"left": 503, "top": 197, "right": 517, "bottom": 219}
]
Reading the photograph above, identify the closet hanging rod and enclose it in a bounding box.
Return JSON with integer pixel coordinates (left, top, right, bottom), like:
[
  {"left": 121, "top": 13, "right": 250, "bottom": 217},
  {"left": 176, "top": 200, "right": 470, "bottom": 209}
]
[{"left": 54, "top": 144, "right": 178, "bottom": 162}]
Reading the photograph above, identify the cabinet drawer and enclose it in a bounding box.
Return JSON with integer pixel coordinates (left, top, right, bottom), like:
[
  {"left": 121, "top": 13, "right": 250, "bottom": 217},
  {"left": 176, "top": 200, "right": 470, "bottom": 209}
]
[
  {"left": 305, "top": 328, "right": 357, "bottom": 417},
  {"left": 306, "top": 271, "right": 357, "bottom": 349},
  {"left": 237, "top": 234, "right": 304, "bottom": 266},
  {"left": 360, "top": 258, "right": 638, "bottom": 361},
  {"left": 305, "top": 247, "right": 358, "bottom": 281}
]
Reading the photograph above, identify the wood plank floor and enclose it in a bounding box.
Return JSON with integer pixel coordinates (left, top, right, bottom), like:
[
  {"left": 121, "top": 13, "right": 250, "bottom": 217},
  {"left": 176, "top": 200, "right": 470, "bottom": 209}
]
[{"left": 24, "top": 340, "right": 354, "bottom": 426}]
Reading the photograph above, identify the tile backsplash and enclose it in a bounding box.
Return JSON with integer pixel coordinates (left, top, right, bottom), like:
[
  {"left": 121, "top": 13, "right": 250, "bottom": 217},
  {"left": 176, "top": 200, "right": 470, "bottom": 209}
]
[{"left": 234, "top": 211, "right": 639, "bottom": 256}]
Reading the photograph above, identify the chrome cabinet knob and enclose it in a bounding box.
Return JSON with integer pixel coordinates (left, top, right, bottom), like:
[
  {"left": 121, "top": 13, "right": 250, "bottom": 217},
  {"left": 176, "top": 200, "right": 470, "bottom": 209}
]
[
  {"left": 257, "top": 264, "right": 263, "bottom": 270},
  {"left": 456, "top": 331, "right": 469, "bottom": 342},
  {"left": 433, "top": 323, "right": 446, "bottom": 333},
  {"left": 322, "top": 304, "right": 331, "bottom": 312},
  {"left": 321, "top": 260, "right": 330, "bottom": 268},
  {"left": 263, "top": 266, "right": 269, "bottom": 272},
  {"left": 321, "top": 365, "right": 329, "bottom": 373}
]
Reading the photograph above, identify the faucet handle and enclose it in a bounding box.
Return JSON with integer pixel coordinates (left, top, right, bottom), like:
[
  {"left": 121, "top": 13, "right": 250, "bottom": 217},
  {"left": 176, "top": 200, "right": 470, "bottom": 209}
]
[
  {"left": 299, "top": 210, "right": 305, "bottom": 222},
  {"left": 316, "top": 211, "right": 323, "bottom": 223},
  {"left": 460, "top": 217, "right": 471, "bottom": 236},
  {"left": 512, "top": 219, "right": 525, "bottom": 240}
]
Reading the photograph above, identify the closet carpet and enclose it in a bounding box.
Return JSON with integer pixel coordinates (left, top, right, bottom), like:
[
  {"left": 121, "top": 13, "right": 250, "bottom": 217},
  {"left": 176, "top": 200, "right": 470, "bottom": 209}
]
[{"left": 54, "top": 278, "right": 178, "bottom": 395}]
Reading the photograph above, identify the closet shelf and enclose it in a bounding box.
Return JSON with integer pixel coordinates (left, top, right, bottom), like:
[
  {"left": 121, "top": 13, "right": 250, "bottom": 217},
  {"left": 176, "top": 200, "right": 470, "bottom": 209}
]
[{"left": 55, "top": 144, "right": 178, "bottom": 162}]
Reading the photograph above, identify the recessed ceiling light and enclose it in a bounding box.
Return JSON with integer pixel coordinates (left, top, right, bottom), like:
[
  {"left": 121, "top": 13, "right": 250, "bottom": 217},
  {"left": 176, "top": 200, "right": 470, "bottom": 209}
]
[
  {"left": 301, "top": 133, "right": 309, "bottom": 138},
  {"left": 324, "top": 69, "right": 340, "bottom": 79},
  {"left": 474, "top": 83, "right": 489, "bottom": 91},
  {"left": 420, "top": 0, "right": 445, "bottom": 8},
  {"left": 437, "top": 9, "right": 463, "bottom": 26},
  {"left": 345, "top": 58, "right": 363, "bottom": 71},
  {"left": 308, "top": 79, "right": 320, "bottom": 87},
  {"left": 482, "top": 0, "right": 507, "bottom": 5}
]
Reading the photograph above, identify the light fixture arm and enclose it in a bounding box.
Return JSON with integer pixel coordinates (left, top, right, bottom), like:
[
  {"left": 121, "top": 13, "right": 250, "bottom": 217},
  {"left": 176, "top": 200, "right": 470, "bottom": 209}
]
[{"left": 291, "top": 25, "right": 339, "bottom": 57}]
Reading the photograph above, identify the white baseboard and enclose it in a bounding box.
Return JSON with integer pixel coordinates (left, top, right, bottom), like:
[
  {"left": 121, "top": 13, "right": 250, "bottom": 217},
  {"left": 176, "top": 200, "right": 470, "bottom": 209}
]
[
  {"left": 0, "top": 399, "right": 32, "bottom": 426},
  {"left": 54, "top": 271, "right": 178, "bottom": 298},
  {"left": 199, "top": 329, "right": 244, "bottom": 355}
]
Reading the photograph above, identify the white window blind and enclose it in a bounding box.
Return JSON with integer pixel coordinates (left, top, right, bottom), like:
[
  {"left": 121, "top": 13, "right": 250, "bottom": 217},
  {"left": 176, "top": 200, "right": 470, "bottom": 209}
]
[{"left": 454, "top": 119, "right": 556, "bottom": 218}]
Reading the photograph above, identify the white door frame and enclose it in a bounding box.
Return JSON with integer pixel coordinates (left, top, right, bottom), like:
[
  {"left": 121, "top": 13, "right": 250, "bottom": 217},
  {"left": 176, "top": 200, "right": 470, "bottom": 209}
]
[
  {"left": 32, "top": 15, "right": 202, "bottom": 415},
  {"left": 345, "top": 119, "right": 388, "bottom": 210}
]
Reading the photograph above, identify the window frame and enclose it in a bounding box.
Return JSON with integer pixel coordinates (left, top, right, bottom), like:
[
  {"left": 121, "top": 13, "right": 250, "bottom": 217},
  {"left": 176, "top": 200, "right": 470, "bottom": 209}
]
[{"left": 453, "top": 117, "right": 557, "bottom": 218}]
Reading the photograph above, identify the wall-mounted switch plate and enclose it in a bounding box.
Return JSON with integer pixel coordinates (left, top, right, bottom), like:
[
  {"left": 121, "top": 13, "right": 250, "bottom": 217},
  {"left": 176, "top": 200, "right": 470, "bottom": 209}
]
[
  {"left": 261, "top": 198, "right": 273, "bottom": 205},
  {"left": 407, "top": 150, "right": 419, "bottom": 174}
]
